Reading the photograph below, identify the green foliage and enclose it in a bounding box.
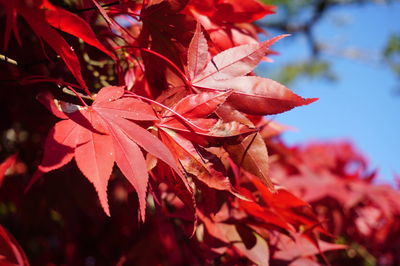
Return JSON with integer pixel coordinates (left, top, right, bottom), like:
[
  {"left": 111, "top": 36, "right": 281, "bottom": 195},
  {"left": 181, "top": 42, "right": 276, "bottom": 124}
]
[
  {"left": 275, "top": 60, "right": 336, "bottom": 85},
  {"left": 383, "top": 33, "right": 400, "bottom": 78},
  {"left": 259, "top": 0, "right": 399, "bottom": 88}
]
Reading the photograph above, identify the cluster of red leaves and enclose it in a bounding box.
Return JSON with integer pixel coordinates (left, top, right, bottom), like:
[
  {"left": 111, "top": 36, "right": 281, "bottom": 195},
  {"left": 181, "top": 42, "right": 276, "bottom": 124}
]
[
  {"left": 0, "top": 0, "right": 399, "bottom": 265},
  {"left": 267, "top": 139, "right": 400, "bottom": 265}
]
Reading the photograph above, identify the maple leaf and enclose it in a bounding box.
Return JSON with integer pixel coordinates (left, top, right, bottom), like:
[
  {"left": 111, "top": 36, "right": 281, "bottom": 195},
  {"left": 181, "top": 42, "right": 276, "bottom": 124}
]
[
  {"left": 40, "top": 0, "right": 114, "bottom": 59},
  {"left": 216, "top": 104, "right": 274, "bottom": 191},
  {"left": 159, "top": 90, "right": 255, "bottom": 141},
  {"left": 259, "top": 119, "right": 293, "bottom": 139},
  {"left": 187, "top": 0, "right": 275, "bottom": 24},
  {"left": 29, "top": 86, "right": 181, "bottom": 221},
  {"left": 159, "top": 128, "right": 243, "bottom": 197},
  {"left": 156, "top": 90, "right": 252, "bottom": 198},
  {"left": 272, "top": 233, "right": 346, "bottom": 262},
  {"left": 237, "top": 172, "right": 330, "bottom": 238},
  {"left": 198, "top": 210, "right": 270, "bottom": 266},
  {"left": 187, "top": 0, "right": 274, "bottom": 51},
  {"left": 212, "top": 0, "right": 275, "bottom": 23},
  {"left": 186, "top": 25, "right": 317, "bottom": 115},
  {"left": 1, "top": 0, "right": 387, "bottom": 264},
  {"left": 226, "top": 132, "right": 273, "bottom": 190}
]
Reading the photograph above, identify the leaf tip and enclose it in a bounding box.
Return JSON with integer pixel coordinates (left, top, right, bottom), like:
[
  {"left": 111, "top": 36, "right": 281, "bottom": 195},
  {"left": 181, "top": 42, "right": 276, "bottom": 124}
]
[
  {"left": 24, "top": 169, "right": 44, "bottom": 194},
  {"left": 305, "top": 97, "right": 319, "bottom": 105},
  {"left": 264, "top": 34, "right": 290, "bottom": 47}
]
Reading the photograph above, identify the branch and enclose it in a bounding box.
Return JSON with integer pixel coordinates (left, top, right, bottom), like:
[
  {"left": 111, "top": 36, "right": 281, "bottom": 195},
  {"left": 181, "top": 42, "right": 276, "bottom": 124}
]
[
  {"left": 74, "top": 1, "right": 120, "bottom": 13},
  {"left": 256, "top": 0, "right": 333, "bottom": 58},
  {"left": 0, "top": 54, "right": 18, "bottom": 66},
  {"left": 62, "top": 87, "right": 93, "bottom": 102}
]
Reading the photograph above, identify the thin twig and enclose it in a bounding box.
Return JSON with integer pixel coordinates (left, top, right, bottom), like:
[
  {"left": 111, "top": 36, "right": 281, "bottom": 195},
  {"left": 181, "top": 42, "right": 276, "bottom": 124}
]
[
  {"left": 63, "top": 86, "right": 89, "bottom": 106},
  {"left": 75, "top": 1, "right": 120, "bottom": 13},
  {"left": 62, "top": 86, "right": 93, "bottom": 102},
  {"left": 0, "top": 54, "right": 18, "bottom": 66},
  {"left": 118, "top": 46, "right": 193, "bottom": 91},
  {"left": 124, "top": 91, "right": 209, "bottom": 133}
]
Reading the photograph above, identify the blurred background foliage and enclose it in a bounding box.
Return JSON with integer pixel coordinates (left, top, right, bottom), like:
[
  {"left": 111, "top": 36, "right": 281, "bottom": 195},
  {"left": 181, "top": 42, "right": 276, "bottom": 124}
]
[
  {"left": 384, "top": 33, "right": 400, "bottom": 82},
  {"left": 258, "top": 0, "right": 400, "bottom": 88}
]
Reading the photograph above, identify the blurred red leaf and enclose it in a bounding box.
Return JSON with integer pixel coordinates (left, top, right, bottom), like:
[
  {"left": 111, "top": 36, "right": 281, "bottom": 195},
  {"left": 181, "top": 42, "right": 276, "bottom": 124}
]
[
  {"left": 0, "top": 153, "right": 18, "bottom": 187},
  {"left": 0, "top": 225, "right": 29, "bottom": 266}
]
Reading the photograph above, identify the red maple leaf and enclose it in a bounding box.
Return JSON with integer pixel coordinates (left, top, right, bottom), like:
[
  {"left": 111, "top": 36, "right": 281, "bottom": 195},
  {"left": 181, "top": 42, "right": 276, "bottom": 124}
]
[
  {"left": 29, "top": 86, "right": 181, "bottom": 221},
  {"left": 0, "top": 0, "right": 114, "bottom": 93},
  {"left": 186, "top": 24, "right": 317, "bottom": 115}
]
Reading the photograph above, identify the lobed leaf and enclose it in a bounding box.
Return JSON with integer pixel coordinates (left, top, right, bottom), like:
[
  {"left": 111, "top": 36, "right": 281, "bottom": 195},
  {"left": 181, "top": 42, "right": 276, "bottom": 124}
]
[
  {"left": 18, "top": 7, "right": 88, "bottom": 91},
  {"left": 106, "top": 121, "right": 149, "bottom": 222},
  {"left": 41, "top": 0, "right": 114, "bottom": 58},
  {"left": 192, "top": 35, "right": 287, "bottom": 85},
  {"left": 93, "top": 86, "right": 125, "bottom": 104},
  {"left": 225, "top": 133, "right": 274, "bottom": 191},
  {"left": 160, "top": 129, "right": 237, "bottom": 193},
  {"left": 74, "top": 110, "right": 115, "bottom": 216},
  {"left": 164, "top": 90, "right": 232, "bottom": 119},
  {"left": 187, "top": 23, "right": 209, "bottom": 80},
  {"left": 199, "top": 76, "right": 318, "bottom": 115}
]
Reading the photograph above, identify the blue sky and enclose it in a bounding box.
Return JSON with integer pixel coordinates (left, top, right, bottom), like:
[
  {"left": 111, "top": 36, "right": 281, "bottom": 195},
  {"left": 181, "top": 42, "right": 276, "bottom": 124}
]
[{"left": 258, "top": 2, "right": 400, "bottom": 184}]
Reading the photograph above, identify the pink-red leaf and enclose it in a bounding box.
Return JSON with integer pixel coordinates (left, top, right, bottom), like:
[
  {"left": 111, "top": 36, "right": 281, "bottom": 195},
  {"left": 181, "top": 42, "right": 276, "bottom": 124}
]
[
  {"left": 102, "top": 114, "right": 179, "bottom": 175},
  {"left": 192, "top": 35, "right": 287, "bottom": 84},
  {"left": 93, "top": 87, "right": 158, "bottom": 121},
  {"left": 273, "top": 233, "right": 346, "bottom": 261},
  {"left": 26, "top": 119, "right": 80, "bottom": 191},
  {"left": 33, "top": 86, "right": 181, "bottom": 219},
  {"left": 18, "top": 7, "right": 88, "bottom": 91},
  {"left": 199, "top": 211, "right": 270, "bottom": 265},
  {"left": 160, "top": 129, "right": 237, "bottom": 193},
  {"left": 225, "top": 133, "right": 274, "bottom": 191},
  {"left": 165, "top": 90, "right": 232, "bottom": 119},
  {"left": 42, "top": 0, "right": 114, "bottom": 58},
  {"left": 161, "top": 117, "right": 255, "bottom": 141},
  {"left": 199, "top": 76, "right": 318, "bottom": 115},
  {"left": 94, "top": 98, "right": 158, "bottom": 121},
  {"left": 37, "top": 119, "right": 79, "bottom": 173},
  {"left": 0, "top": 153, "right": 17, "bottom": 187},
  {"left": 37, "top": 91, "right": 68, "bottom": 119},
  {"left": 75, "top": 110, "right": 114, "bottom": 216},
  {"left": 213, "top": 0, "right": 275, "bottom": 23},
  {"left": 106, "top": 121, "right": 149, "bottom": 222},
  {"left": 187, "top": 23, "right": 209, "bottom": 80},
  {"left": 94, "top": 86, "right": 125, "bottom": 104},
  {"left": 0, "top": 225, "right": 29, "bottom": 266}
]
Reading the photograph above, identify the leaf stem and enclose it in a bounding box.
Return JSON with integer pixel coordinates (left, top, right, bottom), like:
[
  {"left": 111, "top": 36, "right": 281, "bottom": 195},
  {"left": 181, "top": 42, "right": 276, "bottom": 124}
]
[
  {"left": 75, "top": 1, "right": 120, "bottom": 13},
  {"left": 140, "top": 48, "right": 193, "bottom": 91},
  {"left": 239, "top": 133, "right": 258, "bottom": 169},
  {"left": 62, "top": 86, "right": 91, "bottom": 106},
  {"left": 118, "top": 46, "right": 193, "bottom": 91},
  {"left": 22, "top": 76, "right": 78, "bottom": 87},
  {"left": 124, "top": 91, "right": 209, "bottom": 133},
  {"left": 21, "top": 76, "right": 94, "bottom": 101},
  {"left": 91, "top": 0, "right": 140, "bottom": 40}
]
